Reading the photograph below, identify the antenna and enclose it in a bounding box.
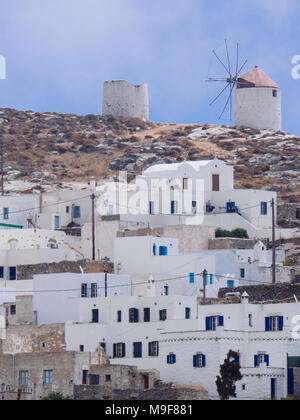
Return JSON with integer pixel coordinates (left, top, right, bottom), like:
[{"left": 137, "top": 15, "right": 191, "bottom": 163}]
[{"left": 206, "top": 39, "right": 248, "bottom": 121}]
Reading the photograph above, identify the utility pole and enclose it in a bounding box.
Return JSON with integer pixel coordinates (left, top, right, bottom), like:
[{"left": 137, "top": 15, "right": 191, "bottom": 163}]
[
  {"left": 0, "top": 132, "right": 4, "bottom": 196},
  {"left": 203, "top": 270, "right": 207, "bottom": 304},
  {"left": 271, "top": 198, "right": 276, "bottom": 284},
  {"left": 104, "top": 271, "right": 108, "bottom": 298},
  {"left": 91, "top": 193, "right": 96, "bottom": 261}
]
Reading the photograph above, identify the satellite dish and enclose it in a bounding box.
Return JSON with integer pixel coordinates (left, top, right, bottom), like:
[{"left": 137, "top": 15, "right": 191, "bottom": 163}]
[{"left": 206, "top": 39, "right": 248, "bottom": 121}]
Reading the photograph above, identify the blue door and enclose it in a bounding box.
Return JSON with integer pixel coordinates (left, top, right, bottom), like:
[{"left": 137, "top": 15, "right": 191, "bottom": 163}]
[
  {"left": 288, "top": 368, "right": 294, "bottom": 396},
  {"left": 9, "top": 267, "right": 16, "bottom": 280},
  {"left": 271, "top": 378, "right": 276, "bottom": 400},
  {"left": 54, "top": 216, "right": 60, "bottom": 230}
]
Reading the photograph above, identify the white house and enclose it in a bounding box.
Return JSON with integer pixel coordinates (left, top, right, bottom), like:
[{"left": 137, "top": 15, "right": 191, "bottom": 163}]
[
  {"left": 32, "top": 272, "right": 131, "bottom": 325},
  {"left": 62, "top": 293, "right": 300, "bottom": 400}
]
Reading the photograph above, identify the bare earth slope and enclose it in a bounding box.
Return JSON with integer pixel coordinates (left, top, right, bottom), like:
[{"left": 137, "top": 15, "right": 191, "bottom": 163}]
[{"left": 0, "top": 108, "right": 299, "bottom": 204}]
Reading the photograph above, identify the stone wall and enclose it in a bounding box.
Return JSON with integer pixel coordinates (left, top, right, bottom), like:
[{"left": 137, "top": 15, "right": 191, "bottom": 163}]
[
  {"left": 208, "top": 238, "right": 256, "bottom": 250},
  {"left": 277, "top": 204, "right": 300, "bottom": 228},
  {"left": 16, "top": 259, "right": 114, "bottom": 280},
  {"left": 218, "top": 282, "right": 300, "bottom": 303},
  {"left": 74, "top": 383, "right": 209, "bottom": 401},
  {"left": 1, "top": 324, "right": 66, "bottom": 354}
]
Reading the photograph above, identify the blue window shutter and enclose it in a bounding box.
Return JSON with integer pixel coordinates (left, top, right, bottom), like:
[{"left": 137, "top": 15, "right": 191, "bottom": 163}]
[
  {"left": 122, "top": 343, "right": 126, "bottom": 357},
  {"left": 210, "top": 274, "right": 213, "bottom": 285},
  {"left": 174, "top": 354, "right": 176, "bottom": 364},
  {"left": 189, "top": 273, "right": 195, "bottom": 284},
  {"left": 153, "top": 245, "right": 156, "bottom": 255},
  {"left": 254, "top": 355, "right": 259, "bottom": 367},
  {"left": 265, "top": 317, "right": 270, "bottom": 332},
  {"left": 264, "top": 354, "right": 269, "bottom": 366},
  {"left": 202, "top": 355, "right": 206, "bottom": 367},
  {"left": 206, "top": 317, "right": 211, "bottom": 331},
  {"left": 167, "top": 355, "right": 170, "bottom": 364},
  {"left": 279, "top": 316, "right": 284, "bottom": 331},
  {"left": 113, "top": 344, "right": 117, "bottom": 358},
  {"left": 148, "top": 342, "right": 152, "bottom": 356},
  {"left": 193, "top": 355, "right": 198, "bottom": 367},
  {"left": 218, "top": 316, "right": 224, "bottom": 327}
]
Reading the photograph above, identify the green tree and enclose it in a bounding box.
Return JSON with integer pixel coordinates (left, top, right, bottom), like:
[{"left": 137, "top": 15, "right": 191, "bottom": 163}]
[
  {"left": 42, "top": 392, "right": 73, "bottom": 400},
  {"left": 216, "top": 350, "right": 243, "bottom": 400}
]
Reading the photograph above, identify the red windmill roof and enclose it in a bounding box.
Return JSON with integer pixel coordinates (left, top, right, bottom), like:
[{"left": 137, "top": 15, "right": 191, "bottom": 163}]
[{"left": 237, "top": 66, "right": 280, "bottom": 89}]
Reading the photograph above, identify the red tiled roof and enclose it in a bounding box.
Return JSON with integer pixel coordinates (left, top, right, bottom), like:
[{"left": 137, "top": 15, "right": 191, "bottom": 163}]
[{"left": 237, "top": 66, "right": 279, "bottom": 89}]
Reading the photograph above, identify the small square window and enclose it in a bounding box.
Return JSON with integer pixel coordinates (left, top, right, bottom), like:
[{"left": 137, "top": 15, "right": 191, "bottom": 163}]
[
  {"left": 10, "top": 305, "right": 16, "bottom": 315},
  {"left": 272, "top": 90, "right": 277, "bottom": 98},
  {"left": 105, "top": 375, "right": 111, "bottom": 382},
  {"left": 80, "top": 345, "right": 85, "bottom": 352}
]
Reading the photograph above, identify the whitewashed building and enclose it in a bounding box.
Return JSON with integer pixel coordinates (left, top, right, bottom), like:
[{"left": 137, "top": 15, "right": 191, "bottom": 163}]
[{"left": 61, "top": 293, "right": 300, "bottom": 400}]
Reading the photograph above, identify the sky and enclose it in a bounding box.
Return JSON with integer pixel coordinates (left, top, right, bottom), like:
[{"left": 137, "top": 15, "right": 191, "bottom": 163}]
[{"left": 0, "top": 0, "right": 300, "bottom": 134}]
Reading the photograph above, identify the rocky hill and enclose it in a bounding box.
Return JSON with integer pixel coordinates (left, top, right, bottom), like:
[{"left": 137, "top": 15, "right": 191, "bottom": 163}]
[{"left": 0, "top": 107, "right": 299, "bottom": 205}]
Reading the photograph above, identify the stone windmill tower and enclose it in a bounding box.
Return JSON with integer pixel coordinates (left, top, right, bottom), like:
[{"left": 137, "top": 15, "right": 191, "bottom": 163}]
[{"left": 234, "top": 66, "right": 281, "bottom": 131}]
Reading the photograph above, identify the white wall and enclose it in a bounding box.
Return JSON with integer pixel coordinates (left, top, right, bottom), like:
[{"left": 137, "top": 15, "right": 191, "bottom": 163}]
[{"left": 234, "top": 87, "right": 281, "bottom": 131}]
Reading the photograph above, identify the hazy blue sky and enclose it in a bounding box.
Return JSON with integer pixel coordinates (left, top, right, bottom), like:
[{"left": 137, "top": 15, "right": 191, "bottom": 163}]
[{"left": 0, "top": 0, "right": 300, "bottom": 134}]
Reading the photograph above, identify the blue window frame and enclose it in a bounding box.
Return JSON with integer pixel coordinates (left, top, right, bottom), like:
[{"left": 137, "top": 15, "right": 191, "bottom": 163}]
[
  {"left": 149, "top": 201, "right": 154, "bottom": 215},
  {"left": 153, "top": 244, "right": 157, "bottom": 256},
  {"left": 167, "top": 353, "right": 176, "bottom": 365},
  {"left": 9, "top": 267, "right": 16, "bottom": 281},
  {"left": 73, "top": 206, "right": 81, "bottom": 218},
  {"left": 189, "top": 273, "right": 195, "bottom": 284},
  {"left": 43, "top": 370, "right": 53, "bottom": 385},
  {"left": 171, "top": 201, "right": 177, "bottom": 215},
  {"left": 226, "top": 202, "right": 236, "bottom": 213},
  {"left": 66, "top": 206, "right": 70, "bottom": 214},
  {"left": 254, "top": 354, "right": 269, "bottom": 367},
  {"left": 265, "top": 316, "right": 284, "bottom": 332},
  {"left": 0, "top": 266, "right": 4, "bottom": 278},
  {"left": 261, "top": 202, "right": 268, "bottom": 215},
  {"left": 81, "top": 283, "right": 88, "bottom": 298},
  {"left": 193, "top": 354, "right": 206, "bottom": 368},
  {"left": 54, "top": 216, "right": 60, "bottom": 230},
  {"left": 148, "top": 341, "right": 159, "bottom": 357},
  {"left": 113, "top": 343, "right": 126, "bottom": 358},
  {"left": 164, "top": 286, "right": 169, "bottom": 296},
  {"left": 159, "top": 246, "right": 168, "bottom": 256},
  {"left": 3, "top": 207, "right": 9, "bottom": 220},
  {"left": 144, "top": 308, "right": 150, "bottom": 322},
  {"left": 185, "top": 307, "right": 191, "bottom": 319},
  {"left": 90, "top": 375, "right": 100, "bottom": 385},
  {"left": 210, "top": 274, "right": 213, "bottom": 285},
  {"left": 227, "top": 280, "right": 234, "bottom": 288},
  {"left": 133, "top": 342, "right": 142, "bottom": 358},
  {"left": 19, "top": 370, "right": 28, "bottom": 387},
  {"left": 206, "top": 315, "right": 224, "bottom": 331},
  {"left": 129, "top": 308, "right": 139, "bottom": 323}
]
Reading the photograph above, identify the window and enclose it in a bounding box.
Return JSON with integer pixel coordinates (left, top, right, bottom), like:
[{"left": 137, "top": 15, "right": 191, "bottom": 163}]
[
  {"left": 105, "top": 375, "right": 111, "bottom": 382},
  {"left": 90, "top": 375, "right": 100, "bottom": 385},
  {"left": 81, "top": 283, "right": 88, "bottom": 298},
  {"left": 240, "top": 268, "right": 245, "bottom": 279},
  {"left": 210, "top": 274, "right": 214, "bottom": 285},
  {"left": 170, "top": 200, "right": 178, "bottom": 215},
  {"left": 183, "top": 178, "right": 188, "bottom": 190},
  {"left": 54, "top": 215, "right": 60, "bottom": 230},
  {"left": 193, "top": 353, "right": 206, "bottom": 368},
  {"left": 129, "top": 308, "right": 139, "bottom": 323},
  {"left": 73, "top": 206, "right": 81, "bottom": 218},
  {"left": 273, "top": 90, "right": 277, "bottom": 98},
  {"left": 164, "top": 285, "right": 169, "bottom": 296},
  {"left": 159, "top": 246, "right": 168, "bottom": 256},
  {"left": 149, "top": 201, "right": 154, "bottom": 215},
  {"left": 167, "top": 353, "right": 176, "bottom": 365},
  {"left": 92, "top": 309, "right": 99, "bottom": 323},
  {"left": 206, "top": 315, "right": 224, "bottom": 331},
  {"left": 144, "top": 308, "right": 150, "bottom": 323},
  {"left": 43, "top": 370, "right": 53, "bottom": 385},
  {"left": 227, "top": 280, "right": 234, "bottom": 288},
  {"left": 0, "top": 266, "right": 3, "bottom": 278},
  {"left": 148, "top": 341, "right": 159, "bottom": 357},
  {"left": 9, "top": 267, "right": 16, "bottom": 281},
  {"left": 192, "top": 201, "right": 197, "bottom": 215},
  {"left": 117, "top": 310, "right": 122, "bottom": 323},
  {"left": 100, "top": 342, "right": 106, "bottom": 353},
  {"left": 296, "top": 209, "right": 300, "bottom": 220},
  {"left": 153, "top": 244, "right": 157, "bottom": 256},
  {"left": 212, "top": 174, "right": 220, "bottom": 192},
  {"left": 91, "top": 283, "right": 97, "bottom": 298},
  {"left": 82, "top": 370, "right": 88, "bottom": 385},
  {"left": 66, "top": 206, "right": 70, "bottom": 214},
  {"left": 254, "top": 354, "right": 269, "bottom": 367},
  {"left": 226, "top": 202, "right": 236, "bottom": 213},
  {"left": 189, "top": 273, "right": 195, "bottom": 284},
  {"left": 3, "top": 207, "right": 9, "bottom": 220},
  {"left": 10, "top": 305, "right": 16, "bottom": 315},
  {"left": 185, "top": 308, "right": 191, "bottom": 320},
  {"left": 249, "top": 314, "right": 253, "bottom": 327},
  {"left": 133, "top": 342, "right": 142, "bottom": 358},
  {"left": 159, "top": 309, "right": 167, "bottom": 321},
  {"left": 113, "top": 343, "right": 126, "bottom": 358},
  {"left": 261, "top": 202, "right": 268, "bottom": 215},
  {"left": 265, "top": 316, "right": 284, "bottom": 332},
  {"left": 79, "top": 345, "right": 85, "bottom": 352},
  {"left": 19, "top": 371, "right": 28, "bottom": 387}
]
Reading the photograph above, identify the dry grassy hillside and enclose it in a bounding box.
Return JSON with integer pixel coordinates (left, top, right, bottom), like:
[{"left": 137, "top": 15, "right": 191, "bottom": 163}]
[{"left": 0, "top": 108, "right": 299, "bottom": 203}]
